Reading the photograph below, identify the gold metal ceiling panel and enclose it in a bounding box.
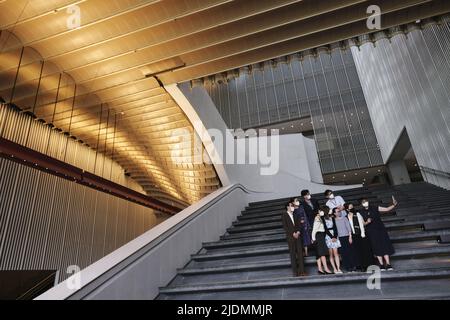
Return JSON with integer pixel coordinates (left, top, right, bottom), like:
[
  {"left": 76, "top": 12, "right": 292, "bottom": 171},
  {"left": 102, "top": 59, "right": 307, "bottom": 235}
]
[{"left": 2, "top": 0, "right": 448, "bottom": 207}]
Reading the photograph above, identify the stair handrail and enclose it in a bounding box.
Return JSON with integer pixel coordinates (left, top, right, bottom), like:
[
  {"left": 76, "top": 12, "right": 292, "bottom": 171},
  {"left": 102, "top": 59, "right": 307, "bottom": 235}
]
[
  {"left": 419, "top": 165, "right": 450, "bottom": 180},
  {"left": 35, "top": 183, "right": 252, "bottom": 300}
]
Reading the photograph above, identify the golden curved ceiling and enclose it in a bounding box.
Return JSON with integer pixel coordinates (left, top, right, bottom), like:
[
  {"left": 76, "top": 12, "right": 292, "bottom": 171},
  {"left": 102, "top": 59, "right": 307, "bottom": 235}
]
[{"left": 0, "top": 0, "right": 448, "bottom": 206}]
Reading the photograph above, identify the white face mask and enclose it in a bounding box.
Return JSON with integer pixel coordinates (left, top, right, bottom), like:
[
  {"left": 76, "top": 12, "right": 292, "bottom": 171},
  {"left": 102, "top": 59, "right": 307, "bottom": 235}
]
[
  {"left": 328, "top": 194, "right": 335, "bottom": 199},
  {"left": 306, "top": 195, "right": 311, "bottom": 200},
  {"left": 362, "top": 202, "right": 369, "bottom": 208},
  {"left": 319, "top": 211, "right": 325, "bottom": 217}
]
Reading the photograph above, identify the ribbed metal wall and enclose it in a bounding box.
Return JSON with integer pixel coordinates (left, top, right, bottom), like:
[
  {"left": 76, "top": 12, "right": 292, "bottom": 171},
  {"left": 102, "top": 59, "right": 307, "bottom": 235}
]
[
  {"left": 0, "top": 103, "right": 165, "bottom": 281},
  {"left": 351, "top": 17, "right": 450, "bottom": 189},
  {"left": 204, "top": 48, "right": 383, "bottom": 174}
]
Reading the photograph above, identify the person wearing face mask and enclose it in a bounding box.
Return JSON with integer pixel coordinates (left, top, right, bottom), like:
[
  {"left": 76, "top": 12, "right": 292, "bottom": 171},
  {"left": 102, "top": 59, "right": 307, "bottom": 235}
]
[
  {"left": 282, "top": 201, "right": 306, "bottom": 277},
  {"left": 333, "top": 207, "right": 357, "bottom": 272},
  {"left": 311, "top": 206, "right": 333, "bottom": 275},
  {"left": 345, "top": 203, "right": 375, "bottom": 271},
  {"left": 324, "top": 190, "right": 346, "bottom": 217},
  {"left": 359, "top": 197, "right": 398, "bottom": 271},
  {"left": 291, "top": 197, "right": 312, "bottom": 256},
  {"left": 300, "top": 189, "right": 320, "bottom": 228},
  {"left": 323, "top": 209, "right": 343, "bottom": 274}
]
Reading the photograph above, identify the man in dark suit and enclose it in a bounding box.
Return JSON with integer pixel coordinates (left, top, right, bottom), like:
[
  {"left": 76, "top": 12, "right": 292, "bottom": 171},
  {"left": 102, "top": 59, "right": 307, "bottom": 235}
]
[
  {"left": 300, "top": 189, "right": 320, "bottom": 228},
  {"left": 282, "top": 201, "right": 306, "bottom": 277}
]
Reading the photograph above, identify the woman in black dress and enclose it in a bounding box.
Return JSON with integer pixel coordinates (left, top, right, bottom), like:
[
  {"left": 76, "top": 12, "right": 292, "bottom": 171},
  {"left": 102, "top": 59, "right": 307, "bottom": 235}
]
[
  {"left": 345, "top": 203, "right": 375, "bottom": 271},
  {"left": 359, "top": 197, "right": 398, "bottom": 271},
  {"left": 311, "top": 206, "right": 333, "bottom": 275}
]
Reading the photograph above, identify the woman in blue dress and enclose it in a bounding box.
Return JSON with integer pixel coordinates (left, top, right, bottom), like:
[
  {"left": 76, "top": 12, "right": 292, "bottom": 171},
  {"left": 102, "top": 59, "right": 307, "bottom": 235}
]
[
  {"left": 292, "top": 198, "right": 312, "bottom": 256},
  {"left": 359, "top": 196, "right": 398, "bottom": 271}
]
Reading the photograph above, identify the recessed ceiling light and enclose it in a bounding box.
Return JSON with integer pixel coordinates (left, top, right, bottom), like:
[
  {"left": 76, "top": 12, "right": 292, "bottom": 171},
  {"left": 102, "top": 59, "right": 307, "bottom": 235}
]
[
  {"left": 291, "top": 125, "right": 294, "bottom": 128},
  {"left": 300, "top": 123, "right": 304, "bottom": 126},
  {"left": 282, "top": 127, "right": 285, "bottom": 130}
]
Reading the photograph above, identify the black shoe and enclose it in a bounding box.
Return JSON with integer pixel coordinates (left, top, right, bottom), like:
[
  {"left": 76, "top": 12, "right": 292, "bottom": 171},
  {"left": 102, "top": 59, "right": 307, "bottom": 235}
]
[
  {"left": 318, "top": 270, "right": 326, "bottom": 275},
  {"left": 380, "top": 264, "right": 386, "bottom": 271},
  {"left": 325, "top": 270, "right": 334, "bottom": 275},
  {"left": 386, "top": 264, "right": 394, "bottom": 271}
]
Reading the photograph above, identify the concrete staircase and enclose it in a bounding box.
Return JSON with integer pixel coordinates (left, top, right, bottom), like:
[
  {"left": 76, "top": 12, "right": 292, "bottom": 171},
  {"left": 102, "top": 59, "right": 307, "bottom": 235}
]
[{"left": 157, "top": 182, "right": 450, "bottom": 300}]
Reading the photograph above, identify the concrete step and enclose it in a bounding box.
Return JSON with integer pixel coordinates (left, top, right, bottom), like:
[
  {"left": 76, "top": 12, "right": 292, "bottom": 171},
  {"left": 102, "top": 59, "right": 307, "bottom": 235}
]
[
  {"left": 234, "top": 211, "right": 446, "bottom": 227},
  {"left": 246, "top": 197, "right": 381, "bottom": 211},
  {"left": 180, "top": 245, "right": 450, "bottom": 276},
  {"left": 172, "top": 255, "right": 450, "bottom": 287},
  {"left": 227, "top": 218, "right": 430, "bottom": 234},
  {"left": 158, "top": 182, "right": 450, "bottom": 300},
  {"left": 221, "top": 222, "right": 450, "bottom": 242},
  {"left": 204, "top": 229, "right": 450, "bottom": 256},
  {"left": 424, "top": 221, "right": 450, "bottom": 231},
  {"left": 159, "top": 267, "right": 450, "bottom": 296},
  {"left": 246, "top": 187, "right": 385, "bottom": 207}
]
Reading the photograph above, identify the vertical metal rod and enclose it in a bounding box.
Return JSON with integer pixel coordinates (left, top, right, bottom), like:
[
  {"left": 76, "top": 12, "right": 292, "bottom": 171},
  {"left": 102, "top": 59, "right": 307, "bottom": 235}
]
[
  {"left": 110, "top": 113, "right": 117, "bottom": 180},
  {"left": 93, "top": 103, "right": 104, "bottom": 174},
  {"left": 32, "top": 60, "right": 45, "bottom": 115},
  {"left": 45, "top": 73, "right": 62, "bottom": 154},
  {"left": 25, "top": 60, "right": 45, "bottom": 147},
  {"left": 101, "top": 108, "right": 110, "bottom": 177},
  {"left": 9, "top": 47, "right": 25, "bottom": 105},
  {"left": 63, "top": 84, "right": 77, "bottom": 162},
  {"left": 50, "top": 73, "right": 63, "bottom": 125}
]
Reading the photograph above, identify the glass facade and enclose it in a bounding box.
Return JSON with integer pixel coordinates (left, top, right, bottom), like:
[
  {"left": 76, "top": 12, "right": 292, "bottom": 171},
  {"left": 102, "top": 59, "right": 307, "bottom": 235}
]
[
  {"left": 352, "top": 17, "right": 450, "bottom": 189},
  {"left": 203, "top": 47, "right": 383, "bottom": 174}
]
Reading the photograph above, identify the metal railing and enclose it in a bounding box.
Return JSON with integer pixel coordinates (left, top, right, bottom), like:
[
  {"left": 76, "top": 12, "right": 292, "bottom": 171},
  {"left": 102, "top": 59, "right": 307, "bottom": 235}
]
[{"left": 420, "top": 165, "right": 450, "bottom": 179}]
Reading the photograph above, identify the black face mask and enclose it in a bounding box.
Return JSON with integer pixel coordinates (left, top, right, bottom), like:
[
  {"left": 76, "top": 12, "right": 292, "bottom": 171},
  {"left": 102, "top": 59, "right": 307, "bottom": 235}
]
[{"left": 349, "top": 208, "right": 356, "bottom": 213}]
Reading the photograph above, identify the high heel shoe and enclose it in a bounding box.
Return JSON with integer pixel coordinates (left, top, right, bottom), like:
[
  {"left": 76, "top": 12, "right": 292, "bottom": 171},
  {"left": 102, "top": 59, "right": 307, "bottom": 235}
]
[{"left": 318, "top": 270, "right": 325, "bottom": 275}]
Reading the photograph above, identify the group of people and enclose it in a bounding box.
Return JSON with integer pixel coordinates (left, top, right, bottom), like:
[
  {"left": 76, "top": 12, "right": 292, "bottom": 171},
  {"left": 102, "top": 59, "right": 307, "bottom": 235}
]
[{"left": 282, "top": 189, "right": 398, "bottom": 277}]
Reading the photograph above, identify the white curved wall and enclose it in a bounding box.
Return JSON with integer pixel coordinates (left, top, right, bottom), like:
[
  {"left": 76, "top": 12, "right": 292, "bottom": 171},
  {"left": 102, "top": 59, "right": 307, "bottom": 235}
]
[{"left": 167, "top": 82, "right": 360, "bottom": 202}]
